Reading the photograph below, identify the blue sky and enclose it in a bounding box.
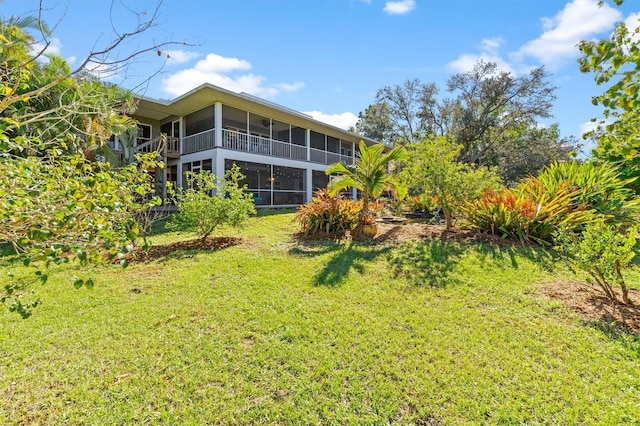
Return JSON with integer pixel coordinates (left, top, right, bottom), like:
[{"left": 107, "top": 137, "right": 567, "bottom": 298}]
[{"left": 3, "top": 0, "right": 639, "bottom": 148}]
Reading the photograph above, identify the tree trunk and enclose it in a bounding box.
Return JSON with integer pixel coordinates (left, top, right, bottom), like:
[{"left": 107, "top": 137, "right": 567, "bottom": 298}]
[{"left": 443, "top": 208, "right": 453, "bottom": 230}]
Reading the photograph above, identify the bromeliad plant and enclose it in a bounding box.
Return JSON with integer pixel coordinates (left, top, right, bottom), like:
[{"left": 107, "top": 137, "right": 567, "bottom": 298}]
[
  {"left": 461, "top": 182, "right": 594, "bottom": 245},
  {"left": 293, "top": 189, "right": 360, "bottom": 236}
]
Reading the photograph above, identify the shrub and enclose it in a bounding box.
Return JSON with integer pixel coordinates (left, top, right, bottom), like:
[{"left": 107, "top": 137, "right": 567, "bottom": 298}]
[
  {"left": 293, "top": 189, "right": 360, "bottom": 235},
  {"left": 166, "top": 165, "right": 256, "bottom": 239},
  {"left": 534, "top": 161, "right": 639, "bottom": 225},
  {"left": 461, "top": 184, "right": 594, "bottom": 245},
  {"left": 403, "top": 195, "right": 438, "bottom": 215},
  {"left": 555, "top": 220, "right": 637, "bottom": 305}
]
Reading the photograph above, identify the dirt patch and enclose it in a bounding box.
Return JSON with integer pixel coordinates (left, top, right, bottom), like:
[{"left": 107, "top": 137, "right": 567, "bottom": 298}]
[
  {"left": 543, "top": 281, "right": 640, "bottom": 335},
  {"left": 124, "top": 236, "right": 242, "bottom": 263},
  {"left": 373, "top": 222, "right": 511, "bottom": 245}
]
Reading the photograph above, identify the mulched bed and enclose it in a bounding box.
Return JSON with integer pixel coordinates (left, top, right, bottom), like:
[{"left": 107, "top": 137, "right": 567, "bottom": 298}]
[
  {"left": 124, "top": 236, "right": 242, "bottom": 264},
  {"left": 542, "top": 281, "right": 640, "bottom": 335}
]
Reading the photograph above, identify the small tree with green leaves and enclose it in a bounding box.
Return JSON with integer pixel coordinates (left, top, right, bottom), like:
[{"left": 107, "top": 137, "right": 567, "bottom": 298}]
[
  {"left": 556, "top": 220, "right": 637, "bottom": 305},
  {"left": 402, "top": 136, "right": 501, "bottom": 229},
  {"left": 167, "top": 165, "right": 256, "bottom": 240}
]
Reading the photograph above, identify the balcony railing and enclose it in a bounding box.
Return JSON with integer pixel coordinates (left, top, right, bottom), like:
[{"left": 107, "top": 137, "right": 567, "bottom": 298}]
[
  {"left": 310, "top": 148, "right": 353, "bottom": 165},
  {"left": 183, "top": 129, "right": 215, "bottom": 154},
  {"left": 222, "top": 129, "right": 307, "bottom": 161},
  {"left": 174, "top": 128, "right": 355, "bottom": 165},
  {"left": 135, "top": 135, "right": 180, "bottom": 157}
]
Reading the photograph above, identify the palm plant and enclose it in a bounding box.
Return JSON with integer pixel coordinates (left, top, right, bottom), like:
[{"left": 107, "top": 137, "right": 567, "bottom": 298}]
[{"left": 326, "top": 141, "right": 407, "bottom": 228}]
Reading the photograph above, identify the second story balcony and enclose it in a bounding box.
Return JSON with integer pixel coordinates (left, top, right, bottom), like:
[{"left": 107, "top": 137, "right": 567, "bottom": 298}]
[{"left": 180, "top": 128, "right": 354, "bottom": 165}]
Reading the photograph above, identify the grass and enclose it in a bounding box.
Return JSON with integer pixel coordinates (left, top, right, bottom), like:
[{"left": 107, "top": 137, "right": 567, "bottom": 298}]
[{"left": 1, "top": 211, "right": 639, "bottom": 424}]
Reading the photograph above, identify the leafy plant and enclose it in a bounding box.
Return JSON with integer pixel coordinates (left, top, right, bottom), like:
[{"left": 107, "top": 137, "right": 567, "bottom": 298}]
[
  {"left": 532, "top": 161, "right": 639, "bottom": 225},
  {"left": 326, "top": 141, "right": 406, "bottom": 233},
  {"left": 402, "top": 136, "right": 502, "bottom": 229},
  {"left": 293, "top": 189, "right": 360, "bottom": 235},
  {"left": 166, "top": 165, "right": 256, "bottom": 240},
  {"left": 0, "top": 152, "right": 162, "bottom": 317},
  {"left": 403, "top": 194, "right": 438, "bottom": 215},
  {"left": 462, "top": 184, "right": 594, "bottom": 245},
  {"left": 555, "top": 220, "right": 637, "bottom": 305}
]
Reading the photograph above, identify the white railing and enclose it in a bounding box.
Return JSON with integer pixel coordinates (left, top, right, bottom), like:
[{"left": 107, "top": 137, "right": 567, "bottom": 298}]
[
  {"left": 183, "top": 129, "right": 215, "bottom": 154},
  {"left": 310, "top": 148, "right": 354, "bottom": 165},
  {"left": 134, "top": 135, "right": 180, "bottom": 156},
  {"left": 222, "top": 129, "right": 307, "bottom": 161}
]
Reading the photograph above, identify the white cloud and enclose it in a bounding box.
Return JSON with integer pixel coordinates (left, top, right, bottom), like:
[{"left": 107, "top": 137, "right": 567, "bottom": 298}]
[
  {"left": 303, "top": 111, "right": 358, "bottom": 130},
  {"left": 447, "top": 37, "right": 517, "bottom": 74},
  {"left": 383, "top": 0, "right": 415, "bottom": 15},
  {"left": 30, "top": 37, "right": 62, "bottom": 60},
  {"left": 624, "top": 12, "right": 640, "bottom": 44},
  {"left": 164, "top": 49, "right": 200, "bottom": 65},
  {"left": 161, "top": 53, "right": 304, "bottom": 99},
  {"left": 516, "top": 0, "right": 622, "bottom": 68}
]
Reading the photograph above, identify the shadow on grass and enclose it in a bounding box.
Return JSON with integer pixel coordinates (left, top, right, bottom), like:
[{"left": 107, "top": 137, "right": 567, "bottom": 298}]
[
  {"left": 475, "top": 242, "right": 558, "bottom": 273},
  {"left": 289, "top": 238, "right": 392, "bottom": 287},
  {"left": 589, "top": 321, "right": 640, "bottom": 358},
  {"left": 387, "top": 238, "right": 466, "bottom": 287},
  {"left": 256, "top": 208, "right": 296, "bottom": 217}
]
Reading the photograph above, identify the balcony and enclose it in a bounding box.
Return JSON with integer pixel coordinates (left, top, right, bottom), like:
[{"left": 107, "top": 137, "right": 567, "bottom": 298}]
[{"left": 178, "top": 128, "right": 354, "bottom": 165}]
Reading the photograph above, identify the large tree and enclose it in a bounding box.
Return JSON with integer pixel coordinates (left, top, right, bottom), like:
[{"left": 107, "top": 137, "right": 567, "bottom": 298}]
[
  {"left": 578, "top": 1, "right": 639, "bottom": 193},
  {"left": 0, "top": 3, "right": 185, "bottom": 317},
  {"left": 356, "top": 61, "right": 558, "bottom": 171},
  {"left": 485, "top": 123, "right": 579, "bottom": 186}
]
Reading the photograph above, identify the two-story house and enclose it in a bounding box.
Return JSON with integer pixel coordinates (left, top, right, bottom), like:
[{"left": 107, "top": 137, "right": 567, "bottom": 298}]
[{"left": 113, "top": 83, "right": 381, "bottom": 207}]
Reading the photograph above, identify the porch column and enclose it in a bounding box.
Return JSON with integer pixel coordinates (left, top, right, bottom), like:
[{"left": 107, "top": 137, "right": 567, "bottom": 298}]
[
  {"left": 305, "top": 168, "right": 312, "bottom": 203},
  {"left": 306, "top": 129, "right": 311, "bottom": 162},
  {"left": 214, "top": 150, "right": 224, "bottom": 191},
  {"left": 214, "top": 101, "right": 222, "bottom": 147},
  {"left": 177, "top": 162, "right": 183, "bottom": 188}
]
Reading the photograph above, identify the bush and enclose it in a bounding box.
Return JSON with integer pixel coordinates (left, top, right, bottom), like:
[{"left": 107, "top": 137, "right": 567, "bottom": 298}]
[
  {"left": 461, "top": 184, "right": 594, "bottom": 245},
  {"left": 534, "top": 161, "right": 639, "bottom": 225},
  {"left": 403, "top": 195, "right": 438, "bottom": 215},
  {"left": 293, "top": 189, "right": 360, "bottom": 235},
  {"left": 555, "top": 220, "right": 637, "bottom": 305},
  {"left": 166, "top": 165, "right": 256, "bottom": 239}
]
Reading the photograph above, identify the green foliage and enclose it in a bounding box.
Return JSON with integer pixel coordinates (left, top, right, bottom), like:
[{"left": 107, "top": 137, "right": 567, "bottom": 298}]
[
  {"left": 462, "top": 185, "right": 594, "bottom": 245},
  {"left": 166, "top": 165, "right": 256, "bottom": 239},
  {"left": 0, "top": 151, "right": 161, "bottom": 317},
  {"left": 578, "top": 4, "right": 640, "bottom": 193},
  {"left": 532, "top": 161, "right": 639, "bottom": 225},
  {"left": 327, "top": 141, "right": 406, "bottom": 224},
  {"left": 293, "top": 189, "right": 360, "bottom": 235},
  {"left": 402, "top": 136, "right": 501, "bottom": 229},
  {"left": 463, "top": 161, "right": 639, "bottom": 245},
  {"left": 555, "top": 220, "right": 637, "bottom": 305},
  {"left": 403, "top": 194, "right": 439, "bottom": 214}
]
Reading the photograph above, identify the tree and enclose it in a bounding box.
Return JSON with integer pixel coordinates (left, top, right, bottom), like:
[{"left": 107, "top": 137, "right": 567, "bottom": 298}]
[
  {"left": 402, "top": 136, "right": 501, "bottom": 229},
  {"left": 441, "top": 61, "right": 556, "bottom": 165},
  {"left": 355, "top": 62, "right": 558, "bottom": 169},
  {"left": 355, "top": 102, "right": 396, "bottom": 146},
  {"left": 326, "top": 141, "right": 407, "bottom": 227},
  {"left": 485, "top": 123, "right": 579, "bottom": 186},
  {"left": 166, "top": 166, "right": 256, "bottom": 240},
  {"left": 578, "top": 1, "right": 639, "bottom": 193},
  {"left": 556, "top": 220, "right": 637, "bottom": 305},
  {"left": 0, "top": 4, "right": 187, "bottom": 317},
  {"left": 362, "top": 79, "right": 439, "bottom": 146}
]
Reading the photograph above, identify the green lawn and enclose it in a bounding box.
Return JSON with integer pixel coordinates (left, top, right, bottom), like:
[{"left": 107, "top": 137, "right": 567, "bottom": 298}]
[{"left": 1, "top": 212, "right": 639, "bottom": 425}]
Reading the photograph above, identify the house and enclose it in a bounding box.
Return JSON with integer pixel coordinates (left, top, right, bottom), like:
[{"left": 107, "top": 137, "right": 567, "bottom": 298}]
[{"left": 111, "top": 83, "right": 383, "bottom": 207}]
